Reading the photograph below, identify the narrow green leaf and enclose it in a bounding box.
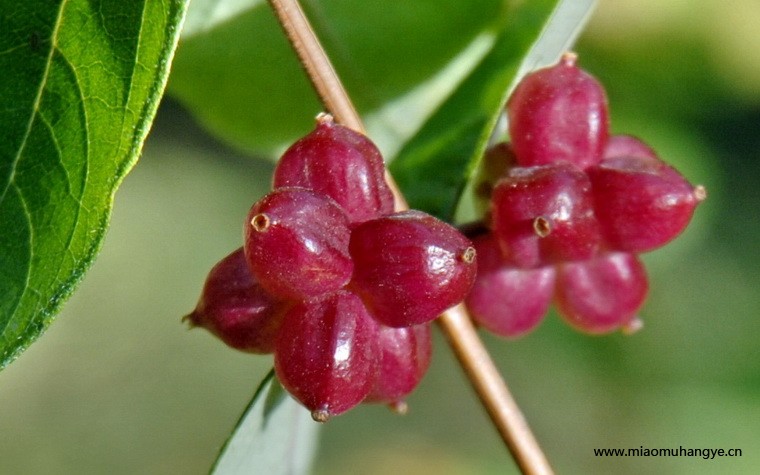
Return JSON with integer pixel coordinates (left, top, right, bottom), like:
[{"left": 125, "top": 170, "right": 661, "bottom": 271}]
[
  {"left": 212, "top": 370, "right": 319, "bottom": 475},
  {"left": 390, "top": 0, "right": 596, "bottom": 223},
  {"left": 168, "top": 0, "right": 503, "bottom": 155},
  {"left": 0, "top": 0, "right": 188, "bottom": 369}
]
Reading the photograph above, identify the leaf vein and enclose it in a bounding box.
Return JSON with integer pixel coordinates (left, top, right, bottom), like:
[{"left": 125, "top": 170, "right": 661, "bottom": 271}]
[{"left": 0, "top": 0, "right": 70, "bottom": 206}]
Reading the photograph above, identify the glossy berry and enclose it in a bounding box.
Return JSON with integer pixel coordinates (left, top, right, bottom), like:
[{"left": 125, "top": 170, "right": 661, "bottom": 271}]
[
  {"left": 491, "top": 162, "right": 600, "bottom": 268},
  {"left": 185, "top": 248, "right": 287, "bottom": 353},
  {"left": 349, "top": 210, "right": 477, "bottom": 327},
  {"left": 274, "top": 290, "right": 379, "bottom": 421},
  {"left": 365, "top": 323, "right": 432, "bottom": 409},
  {"left": 587, "top": 155, "right": 706, "bottom": 253},
  {"left": 244, "top": 187, "right": 353, "bottom": 300},
  {"left": 603, "top": 134, "right": 658, "bottom": 160},
  {"left": 554, "top": 252, "right": 648, "bottom": 334},
  {"left": 466, "top": 235, "right": 555, "bottom": 338},
  {"left": 507, "top": 53, "right": 609, "bottom": 170},
  {"left": 273, "top": 114, "right": 395, "bottom": 224}
]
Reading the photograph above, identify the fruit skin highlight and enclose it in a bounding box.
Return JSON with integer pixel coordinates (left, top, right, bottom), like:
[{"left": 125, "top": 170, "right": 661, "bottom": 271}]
[
  {"left": 466, "top": 235, "right": 555, "bottom": 339},
  {"left": 190, "top": 115, "right": 480, "bottom": 419},
  {"left": 465, "top": 53, "right": 704, "bottom": 337},
  {"left": 491, "top": 162, "right": 601, "bottom": 268},
  {"left": 185, "top": 248, "right": 287, "bottom": 354},
  {"left": 273, "top": 115, "right": 395, "bottom": 225},
  {"left": 365, "top": 323, "right": 432, "bottom": 407},
  {"left": 274, "top": 290, "right": 379, "bottom": 421},
  {"left": 244, "top": 187, "right": 354, "bottom": 301},
  {"left": 349, "top": 210, "right": 477, "bottom": 328},
  {"left": 588, "top": 154, "right": 704, "bottom": 253},
  {"left": 554, "top": 252, "right": 648, "bottom": 334},
  {"left": 507, "top": 52, "right": 609, "bottom": 170}
]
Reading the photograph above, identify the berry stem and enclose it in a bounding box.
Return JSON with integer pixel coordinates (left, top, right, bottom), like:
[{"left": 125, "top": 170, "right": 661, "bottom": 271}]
[
  {"left": 266, "top": 0, "right": 364, "bottom": 134},
  {"left": 267, "top": 1, "right": 553, "bottom": 473},
  {"left": 438, "top": 304, "right": 553, "bottom": 475}
]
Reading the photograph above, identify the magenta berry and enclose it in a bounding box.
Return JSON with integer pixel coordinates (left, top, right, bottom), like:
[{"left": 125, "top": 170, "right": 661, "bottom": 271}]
[
  {"left": 603, "top": 134, "right": 658, "bottom": 160},
  {"left": 185, "top": 248, "right": 287, "bottom": 353},
  {"left": 274, "top": 291, "right": 379, "bottom": 421},
  {"left": 244, "top": 187, "right": 353, "bottom": 300},
  {"left": 507, "top": 53, "right": 609, "bottom": 170},
  {"left": 365, "top": 323, "right": 432, "bottom": 408},
  {"left": 491, "top": 162, "right": 600, "bottom": 267},
  {"left": 466, "top": 235, "right": 555, "bottom": 338},
  {"left": 273, "top": 114, "right": 395, "bottom": 224},
  {"left": 587, "top": 155, "right": 705, "bottom": 253},
  {"left": 554, "top": 252, "right": 648, "bottom": 334},
  {"left": 349, "top": 210, "right": 477, "bottom": 327}
]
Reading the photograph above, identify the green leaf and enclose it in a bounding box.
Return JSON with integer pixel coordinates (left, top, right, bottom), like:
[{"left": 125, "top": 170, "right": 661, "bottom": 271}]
[
  {"left": 212, "top": 370, "right": 319, "bottom": 475},
  {"left": 0, "top": 0, "right": 188, "bottom": 369},
  {"left": 167, "top": 0, "right": 503, "bottom": 155},
  {"left": 390, "top": 0, "right": 596, "bottom": 223}
]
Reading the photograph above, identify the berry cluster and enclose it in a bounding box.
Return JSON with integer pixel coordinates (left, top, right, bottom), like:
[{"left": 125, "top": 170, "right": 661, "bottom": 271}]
[
  {"left": 466, "top": 53, "right": 705, "bottom": 338},
  {"left": 187, "top": 115, "right": 476, "bottom": 420}
]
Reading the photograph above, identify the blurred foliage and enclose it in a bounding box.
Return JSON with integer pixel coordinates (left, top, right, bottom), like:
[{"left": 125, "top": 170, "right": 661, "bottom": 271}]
[
  {"left": 168, "top": 0, "right": 502, "bottom": 154},
  {"left": 1, "top": 1, "right": 759, "bottom": 474}
]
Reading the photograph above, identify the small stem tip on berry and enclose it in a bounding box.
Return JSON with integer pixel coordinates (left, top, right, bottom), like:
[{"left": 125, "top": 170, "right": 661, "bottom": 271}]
[
  {"left": 315, "top": 112, "right": 334, "bottom": 125},
  {"left": 533, "top": 216, "right": 552, "bottom": 238},
  {"left": 311, "top": 408, "right": 331, "bottom": 423},
  {"left": 388, "top": 401, "right": 409, "bottom": 415},
  {"left": 693, "top": 185, "right": 707, "bottom": 202},
  {"left": 181, "top": 312, "right": 197, "bottom": 329},
  {"left": 621, "top": 316, "right": 644, "bottom": 335},
  {"left": 251, "top": 213, "right": 271, "bottom": 232},
  {"left": 461, "top": 246, "right": 477, "bottom": 264},
  {"left": 560, "top": 51, "right": 578, "bottom": 67}
]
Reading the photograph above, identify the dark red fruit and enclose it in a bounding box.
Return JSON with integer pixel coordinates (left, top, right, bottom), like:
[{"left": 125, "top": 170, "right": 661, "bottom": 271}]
[
  {"left": 349, "top": 210, "right": 477, "bottom": 327},
  {"left": 274, "top": 291, "right": 379, "bottom": 421},
  {"left": 244, "top": 187, "right": 353, "bottom": 300},
  {"left": 365, "top": 323, "right": 432, "bottom": 408},
  {"left": 603, "top": 134, "right": 658, "bottom": 160},
  {"left": 554, "top": 252, "right": 648, "bottom": 334},
  {"left": 587, "top": 155, "right": 706, "bottom": 253},
  {"left": 507, "top": 53, "right": 609, "bottom": 170},
  {"left": 465, "top": 235, "right": 555, "bottom": 338},
  {"left": 185, "top": 248, "right": 287, "bottom": 353},
  {"left": 491, "top": 162, "right": 600, "bottom": 267},
  {"left": 475, "top": 142, "right": 517, "bottom": 203},
  {"left": 273, "top": 114, "right": 395, "bottom": 224}
]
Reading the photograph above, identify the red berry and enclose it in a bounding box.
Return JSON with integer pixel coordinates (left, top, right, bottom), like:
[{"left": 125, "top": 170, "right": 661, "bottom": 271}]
[
  {"left": 185, "top": 248, "right": 287, "bottom": 353},
  {"left": 273, "top": 114, "right": 395, "bottom": 224},
  {"left": 507, "top": 53, "right": 609, "bottom": 170},
  {"left": 349, "top": 210, "right": 477, "bottom": 327},
  {"left": 274, "top": 291, "right": 379, "bottom": 421},
  {"left": 603, "top": 134, "right": 658, "bottom": 160},
  {"left": 554, "top": 252, "right": 648, "bottom": 334},
  {"left": 587, "top": 155, "right": 705, "bottom": 253},
  {"left": 365, "top": 323, "right": 432, "bottom": 408},
  {"left": 475, "top": 142, "right": 517, "bottom": 203},
  {"left": 244, "top": 187, "right": 353, "bottom": 300},
  {"left": 491, "top": 162, "right": 600, "bottom": 267},
  {"left": 465, "top": 235, "right": 555, "bottom": 338}
]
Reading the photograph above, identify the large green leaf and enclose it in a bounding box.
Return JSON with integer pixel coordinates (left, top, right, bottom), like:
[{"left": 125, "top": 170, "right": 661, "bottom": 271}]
[
  {"left": 0, "top": 0, "right": 188, "bottom": 368},
  {"left": 390, "top": 0, "right": 596, "bottom": 223},
  {"left": 168, "top": 0, "right": 503, "bottom": 155},
  {"left": 212, "top": 371, "right": 319, "bottom": 475}
]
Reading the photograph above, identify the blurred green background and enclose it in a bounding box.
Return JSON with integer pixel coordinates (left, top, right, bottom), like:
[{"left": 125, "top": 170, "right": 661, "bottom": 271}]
[{"left": 1, "top": 1, "right": 759, "bottom": 473}]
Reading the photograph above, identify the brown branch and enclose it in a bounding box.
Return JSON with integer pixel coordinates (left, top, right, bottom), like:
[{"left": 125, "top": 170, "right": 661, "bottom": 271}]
[
  {"left": 266, "top": 0, "right": 364, "bottom": 134},
  {"left": 266, "top": 1, "right": 554, "bottom": 473}
]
